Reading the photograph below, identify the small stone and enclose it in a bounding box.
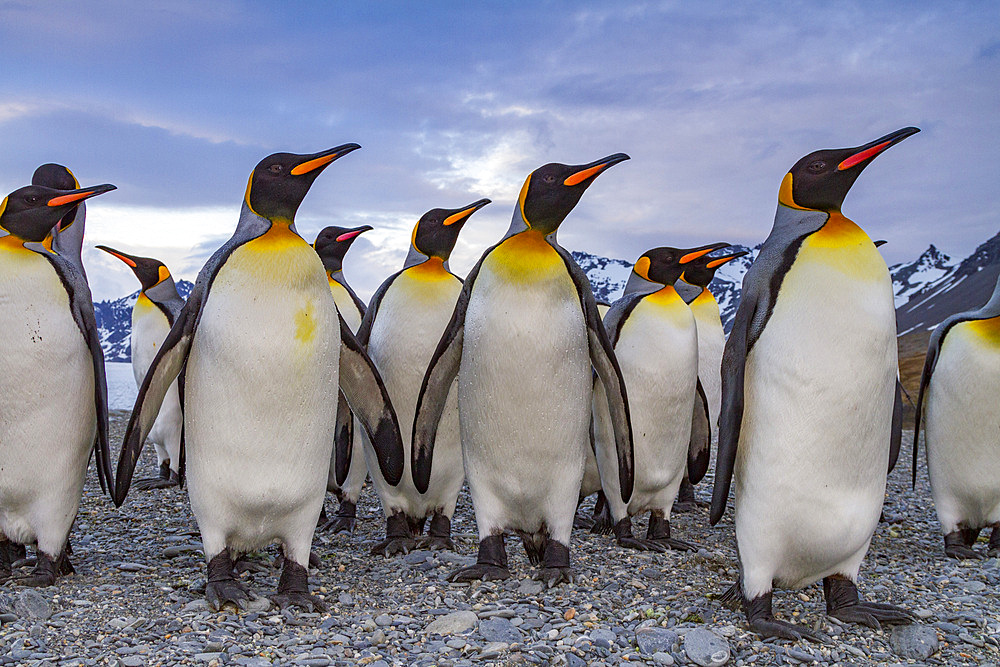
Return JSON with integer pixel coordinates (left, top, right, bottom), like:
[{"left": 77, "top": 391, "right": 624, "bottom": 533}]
[
  {"left": 636, "top": 627, "right": 678, "bottom": 655},
  {"left": 964, "top": 581, "right": 987, "bottom": 593},
  {"left": 372, "top": 629, "right": 386, "bottom": 645},
  {"left": 590, "top": 628, "right": 616, "bottom": 643},
  {"left": 375, "top": 613, "right": 392, "bottom": 626},
  {"left": 122, "top": 657, "right": 146, "bottom": 667},
  {"left": 117, "top": 562, "right": 149, "bottom": 572},
  {"left": 480, "top": 617, "right": 523, "bottom": 644},
  {"left": 683, "top": 627, "right": 730, "bottom": 667},
  {"left": 890, "top": 624, "right": 939, "bottom": 661},
  {"left": 14, "top": 590, "right": 51, "bottom": 620},
  {"left": 337, "top": 593, "right": 353, "bottom": 606},
  {"left": 426, "top": 610, "right": 478, "bottom": 635},
  {"left": 517, "top": 580, "right": 544, "bottom": 595},
  {"left": 244, "top": 594, "right": 272, "bottom": 613},
  {"left": 653, "top": 651, "right": 675, "bottom": 665},
  {"left": 567, "top": 654, "right": 587, "bottom": 667},
  {"left": 480, "top": 642, "right": 509, "bottom": 659}
]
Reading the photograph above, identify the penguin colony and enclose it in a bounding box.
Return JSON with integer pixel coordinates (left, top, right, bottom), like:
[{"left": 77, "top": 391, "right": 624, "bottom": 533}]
[{"left": 1, "top": 126, "right": 997, "bottom": 641}]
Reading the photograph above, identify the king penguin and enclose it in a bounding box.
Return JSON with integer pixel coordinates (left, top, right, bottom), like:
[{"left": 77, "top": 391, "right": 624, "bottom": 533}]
[
  {"left": 312, "top": 224, "right": 372, "bottom": 533},
  {"left": 592, "top": 244, "right": 724, "bottom": 551},
  {"left": 357, "top": 199, "right": 490, "bottom": 555},
  {"left": 672, "top": 248, "right": 747, "bottom": 512},
  {"left": 575, "top": 298, "right": 612, "bottom": 532},
  {"left": 711, "top": 128, "right": 919, "bottom": 640},
  {"left": 115, "top": 145, "right": 404, "bottom": 611},
  {"left": 412, "top": 155, "right": 635, "bottom": 585},
  {"left": 97, "top": 246, "right": 186, "bottom": 490},
  {"left": 914, "top": 273, "right": 1000, "bottom": 559},
  {"left": 31, "top": 163, "right": 88, "bottom": 279},
  {"left": 0, "top": 181, "right": 116, "bottom": 586}
]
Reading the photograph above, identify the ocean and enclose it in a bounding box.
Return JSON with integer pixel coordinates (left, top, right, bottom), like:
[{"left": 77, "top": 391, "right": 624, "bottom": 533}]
[{"left": 106, "top": 361, "right": 138, "bottom": 411}]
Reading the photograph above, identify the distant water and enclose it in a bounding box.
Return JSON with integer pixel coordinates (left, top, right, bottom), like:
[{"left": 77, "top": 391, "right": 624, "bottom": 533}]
[{"left": 107, "top": 361, "right": 138, "bottom": 411}]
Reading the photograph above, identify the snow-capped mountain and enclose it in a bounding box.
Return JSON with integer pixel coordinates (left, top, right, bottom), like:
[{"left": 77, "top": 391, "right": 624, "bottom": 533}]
[
  {"left": 94, "top": 281, "right": 193, "bottom": 362},
  {"left": 889, "top": 245, "right": 957, "bottom": 308},
  {"left": 575, "top": 231, "right": 1000, "bottom": 336}
]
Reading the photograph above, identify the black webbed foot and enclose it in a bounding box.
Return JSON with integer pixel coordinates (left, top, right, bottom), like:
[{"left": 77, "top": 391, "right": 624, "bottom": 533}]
[
  {"left": 744, "top": 590, "right": 825, "bottom": 642},
  {"left": 590, "top": 494, "right": 613, "bottom": 535},
  {"left": 613, "top": 518, "right": 666, "bottom": 552},
  {"left": 416, "top": 514, "right": 455, "bottom": 551},
  {"left": 673, "top": 477, "right": 704, "bottom": 513},
  {"left": 319, "top": 501, "right": 357, "bottom": 533},
  {"left": 533, "top": 539, "right": 573, "bottom": 588},
  {"left": 272, "top": 558, "right": 326, "bottom": 612},
  {"left": 824, "top": 575, "right": 914, "bottom": 630},
  {"left": 945, "top": 531, "right": 984, "bottom": 559},
  {"left": 646, "top": 512, "right": 698, "bottom": 551},
  {"left": 447, "top": 534, "right": 510, "bottom": 582},
  {"left": 371, "top": 512, "right": 416, "bottom": 556},
  {"left": 133, "top": 476, "right": 181, "bottom": 491},
  {"left": 573, "top": 513, "right": 595, "bottom": 530},
  {"left": 206, "top": 550, "right": 251, "bottom": 611},
  {"left": 234, "top": 554, "right": 270, "bottom": 575}
]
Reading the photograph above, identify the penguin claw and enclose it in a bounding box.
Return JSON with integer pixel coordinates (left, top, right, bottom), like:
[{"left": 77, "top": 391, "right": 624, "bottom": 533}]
[
  {"left": 446, "top": 564, "right": 511, "bottom": 583},
  {"left": 205, "top": 580, "right": 251, "bottom": 611},
  {"left": 650, "top": 537, "right": 699, "bottom": 552},
  {"left": 233, "top": 556, "right": 270, "bottom": 575},
  {"left": 271, "top": 591, "right": 328, "bottom": 613},
  {"left": 671, "top": 501, "right": 700, "bottom": 514},
  {"left": 320, "top": 516, "right": 357, "bottom": 534},
  {"left": 534, "top": 567, "right": 574, "bottom": 588},
  {"left": 416, "top": 536, "right": 455, "bottom": 551},
  {"left": 573, "top": 514, "right": 596, "bottom": 530},
  {"left": 132, "top": 476, "right": 180, "bottom": 491},
  {"left": 617, "top": 537, "right": 666, "bottom": 552},
  {"left": 749, "top": 617, "right": 825, "bottom": 643},
  {"left": 370, "top": 537, "right": 416, "bottom": 557},
  {"left": 829, "top": 602, "right": 914, "bottom": 629},
  {"left": 13, "top": 571, "right": 56, "bottom": 588},
  {"left": 945, "top": 544, "right": 984, "bottom": 560}
]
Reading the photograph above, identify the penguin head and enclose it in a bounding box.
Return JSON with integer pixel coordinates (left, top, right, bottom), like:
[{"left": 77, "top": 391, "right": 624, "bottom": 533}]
[
  {"left": 32, "top": 163, "right": 83, "bottom": 242},
  {"left": 96, "top": 245, "right": 171, "bottom": 292},
  {"left": 679, "top": 249, "right": 749, "bottom": 288},
  {"left": 410, "top": 198, "right": 491, "bottom": 262},
  {"left": 313, "top": 224, "right": 372, "bottom": 273},
  {"left": 779, "top": 127, "right": 919, "bottom": 212},
  {"left": 633, "top": 242, "right": 730, "bottom": 287},
  {"left": 245, "top": 143, "right": 361, "bottom": 222},
  {"left": 517, "top": 154, "right": 629, "bottom": 235},
  {"left": 0, "top": 183, "right": 115, "bottom": 243}
]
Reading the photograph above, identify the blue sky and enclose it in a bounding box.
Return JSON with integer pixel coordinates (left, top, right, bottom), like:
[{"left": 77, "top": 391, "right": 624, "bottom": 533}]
[{"left": 2, "top": 1, "right": 997, "bottom": 300}]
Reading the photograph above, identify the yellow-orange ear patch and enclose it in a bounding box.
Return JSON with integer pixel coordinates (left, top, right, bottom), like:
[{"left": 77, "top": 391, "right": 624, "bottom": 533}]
[
  {"left": 634, "top": 256, "right": 651, "bottom": 280},
  {"left": 517, "top": 174, "right": 532, "bottom": 227},
  {"left": 778, "top": 173, "right": 809, "bottom": 210},
  {"left": 157, "top": 265, "right": 171, "bottom": 283}
]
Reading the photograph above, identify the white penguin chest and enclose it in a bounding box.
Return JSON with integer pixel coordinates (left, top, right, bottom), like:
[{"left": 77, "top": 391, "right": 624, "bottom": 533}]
[
  {"left": 131, "top": 295, "right": 172, "bottom": 384},
  {"left": 328, "top": 278, "right": 361, "bottom": 332}
]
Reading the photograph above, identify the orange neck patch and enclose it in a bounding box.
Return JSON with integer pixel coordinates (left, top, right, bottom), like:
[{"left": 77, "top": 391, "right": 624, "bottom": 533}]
[
  {"left": 489, "top": 230, "right": 561, "bottom": 280},
  {"left": 406, "top": 256, "right": 452, "bottom": 282},
  {"left": 964, "top": 315, "right": 1000, "bottom": 348},
  {"left": 644, "top": 284, "right": 684, "bottom": 307},
  {"left": 246, "top": 220, "right": 302, "bottom": 252},
  {"left": 807, "top": 211, "right": 870, "bottom": 249}
]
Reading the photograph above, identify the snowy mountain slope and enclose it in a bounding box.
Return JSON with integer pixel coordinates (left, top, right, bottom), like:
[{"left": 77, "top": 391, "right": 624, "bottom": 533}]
[
  {"left": 94, "top": 280, "right": 193, "bottom": 362},
  {"left": 888, "top": 245, "right": 957, "bottom": 308}
]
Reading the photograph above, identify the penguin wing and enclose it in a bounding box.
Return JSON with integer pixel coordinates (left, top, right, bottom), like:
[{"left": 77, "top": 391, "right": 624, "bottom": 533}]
[
  {"left": 344, "top": 282, "right": 368, "bottom": 321},
  {"left": 552, "top": 244, "right": 634, "bottom": 503},
  {"left": 355, "top": 271, "right": 402, "bottom": 347},
  {"left": 710, "top": 227, "right": 813, "bottom": 526},
  {"left": 687, "top": 378, "right": 712, "bottom": 485},
  {"left": 912, "top": 316, "right": 962, "bottom": 486},
  {"left": 412, "top": 246, "right": 499, "bottom": 494},
  {"left": 332, "top": 389, "right": 354, "bottom": 487},
  {"left": 34, "top": 249, "right": 114, "bottom": 495},
  {"left": 337, "top": 313, "right": 404, "bottom": 486},
  {"left": 888, "top": 379, "right": 903, "bottom": 474}
]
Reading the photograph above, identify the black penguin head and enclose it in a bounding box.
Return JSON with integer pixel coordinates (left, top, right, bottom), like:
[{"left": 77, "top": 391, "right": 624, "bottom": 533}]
[
  {"left": 411, "top": 198, "right": 491, "bottom": 261},
  {"left": 0, "top": 183, "right": 115, "bottom": 242},
  {"left": 680, "top": 249, "right": 749, "bottom": 288},
  {"left": 245, "top": 143, "right": 361, "bottom": 222},
  {"left": 518, "top": 153, "right": 629, "bottom": 235},
  {"left": 779, "top": 127, "right": 919, "bottom": 212},
  {"left": 32, "top": 163, "right": 83, "bottom": 236},
  {"left": 633, "top": 243, "right": 729, "bottom": 286},
  {"left": 313, "top": 224, "right": 373, "bottom": 272},
  {"left": 96, "top": 245, "right": 170, "bottom": 291}
]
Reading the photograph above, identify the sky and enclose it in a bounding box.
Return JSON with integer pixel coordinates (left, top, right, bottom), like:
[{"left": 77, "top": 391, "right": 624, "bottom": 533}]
[{"left": 1, "top": 1, "right": 998, "bottom": 301}]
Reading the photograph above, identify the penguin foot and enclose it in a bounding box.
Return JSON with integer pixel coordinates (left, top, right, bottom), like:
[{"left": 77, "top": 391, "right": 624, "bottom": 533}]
[
  {"left": 272, "top": 590, "right": 328, "bottom": 612},
  {"left": 590, "top": 502, "right": 614, "bottom": 535},
  {"left": 417, "top": 535, "right": 455, "bottom": 551},
  {"left": 273, "top": 551, "right": 322, "bottom": 571},
  {"left": 371, "top": 537, "right": 415, "bottom": 557},
  {"left": 535, "top": 567, "right": 574, "bottom": 587},
  {"left": 271, "top": 558, "right": 326, "bottom": 612},
  {"left": 649, "top": 536, "right": 699, "bottom": 552},
  {"left": 745, "top": 591, "right": 825, "bottom": 642},
  {"left": 133, "top": 476, "right": 181, "bottom": 491},
  {"left": 673, "top": 478, "right": 704, "bottom": 513},
  {"left": 534, "top": 539, "right": 572, "bottom": 587},
  {"left": 233, "top": 554, "right": 271, "bottom": 575},
  {"left": 206, "top": 550, "right": 251, "bottom": 611},
  {"left": 14, "top": 551, "right": 68, "bottom": 587},
  {"left": 613, "top": 518, "right": 664, "bottom": 552},
  {"left": 448, "top": 535, "right": 510, "bottom": 582},
  {"left": 944, "top": 531, "right": 984, "bottom": 560},
  {"left": 823, "top": 575, "right": 914, "bottom": 630},
  {"left": 319, "top": 501, "right": 358, "bottom": 534},
  {"left": 316, "top": 506, "right": 329, "bottom": 528},
  {"left": 573, "top": 513, "right": 595, "bottom": 530}
]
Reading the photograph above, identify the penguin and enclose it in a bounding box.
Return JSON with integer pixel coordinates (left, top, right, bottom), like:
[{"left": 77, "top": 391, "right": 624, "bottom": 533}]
[
  {"left": 114, "top": 145, "right": 405, "bottom": 611},
  {"left": 710, "top": 128, "right": 919, "bottom": 640},
  {"left": 96, "top": 246, "right": 185, "bottom": 490},
  {"left": 412, "top": 154, "right": 635, "bottom": 585},
  {"left": 575, "top": 299, "right": 612, "bottom": 532},
  {"left": 31, "top": 163, "right": 88, "bottom": 279},
  {"left": 0, "top": 181, "right": 116, "bottom": 586},
  {"left": 592, "top": 244, "right": 724, "bottom": 551},
  {"left": 672, "top": 248, "right": 748, "bottom": 512},
  {"left": 913, "top": 273, "right": 1000, "bottom": 559},
  {"left": 312, "top": 224, "right": 372, "bottom": 533},
  {"left": 356, "top": 199, "right": 490, "bottom": 555}
]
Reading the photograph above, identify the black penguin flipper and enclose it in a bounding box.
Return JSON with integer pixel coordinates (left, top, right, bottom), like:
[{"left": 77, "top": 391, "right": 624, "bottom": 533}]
[
  {"left": 337, "top": 313, "right": 404, "bottom": 486},
  {"left": 687, "top": 378, "right": 712, "bottom": 485},
  {"left": 355, "top": 270, "right": 402, "bottom": 347},
  {"left": 887, "top": 379, "right": 903, "bottom": 474},
  {"left": 912, "top": 322, "right": 951, "bottom": 487},
  {"left": 33, "top": 247, "right": 114, "bottom": 495},
  {"left": 412, "top": 249, "right": 495, "bottom": 494},
  {"left": 344, "top": 282, "right": 368, "bottom": 322},
  {"left": 332, "top": 390, "right": 354, "bottom": 487},
  {"left": 116, "top": 303, "right": 196, "bottom": 505},
  {"left": 552, "top": 244, "right": 634, "bottom": 503}
]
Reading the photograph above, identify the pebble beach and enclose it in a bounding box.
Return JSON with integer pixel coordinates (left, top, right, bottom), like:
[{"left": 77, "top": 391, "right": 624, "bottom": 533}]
[{"left": 1, "top": 411, "right": 998, "bottom": 666}]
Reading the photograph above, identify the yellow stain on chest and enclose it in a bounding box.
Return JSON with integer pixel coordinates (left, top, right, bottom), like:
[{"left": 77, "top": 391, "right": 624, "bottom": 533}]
[
  {"left": 961, "top": 315, "right": 1000, "bottom": 348},
  {"left": 294, "top": 305, "right": 317, "bottom": 343},
  {"left": 799, "top": 212, "right": 887, "bottom": 281},
  {"left": 487, "top": 230, "right": 563, "bottom": 282}
]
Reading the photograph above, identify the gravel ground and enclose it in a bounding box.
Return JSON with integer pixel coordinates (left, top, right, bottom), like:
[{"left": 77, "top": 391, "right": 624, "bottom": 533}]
[{"left": 1, "top": 411, "right": 998, "bottom": 666}]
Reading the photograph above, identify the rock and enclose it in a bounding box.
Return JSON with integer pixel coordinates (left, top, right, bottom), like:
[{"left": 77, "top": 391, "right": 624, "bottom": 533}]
[
  {"left": 636, "top": 627, "right": 678, "bottom": 655},
  {"left": 375, "top": 613, "right": 393, "bottom": 626},
  {"left": 337, "top": 593, "right": 353, "bottom": 606},
  {"left": 14, "top": 590, "right": 51, "bottom": 620},
  {"left": 653, "top": 652, "right": 675, "bottom": 665},
  {"left": 480, "top": 617, "right": 523, "bottom": 644},
  {"left": 683, "top": 627, "right": 730, "bottom": 667},
  {"left": 590, "top": 628, "right": 616, "bottom": 643},
  {"left": 891, "top": 624, "right": 939, "bottom": 661},
  {"left": 567, "top": 654, "right": 587, "bottom": 667},
  {"left": 517, "top": 579, "right": 544, "bottom": 595},
  {"left": 425, "top": 610, "right": 478, "bottom": 635}
]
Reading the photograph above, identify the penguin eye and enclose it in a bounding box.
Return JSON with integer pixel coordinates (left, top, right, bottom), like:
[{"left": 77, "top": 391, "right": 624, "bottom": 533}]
[
  {"left": 25, "top": 195, "right": 39, "bottom": 204},
  {"left": 806, "top": 160, "right": 827, "bottom": 174},
  {"left": 543, "top": 174, "right": 556, "bottom": 184},
  {"left": 268, "top": 164, "right": 284, "bottom": 175}
]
